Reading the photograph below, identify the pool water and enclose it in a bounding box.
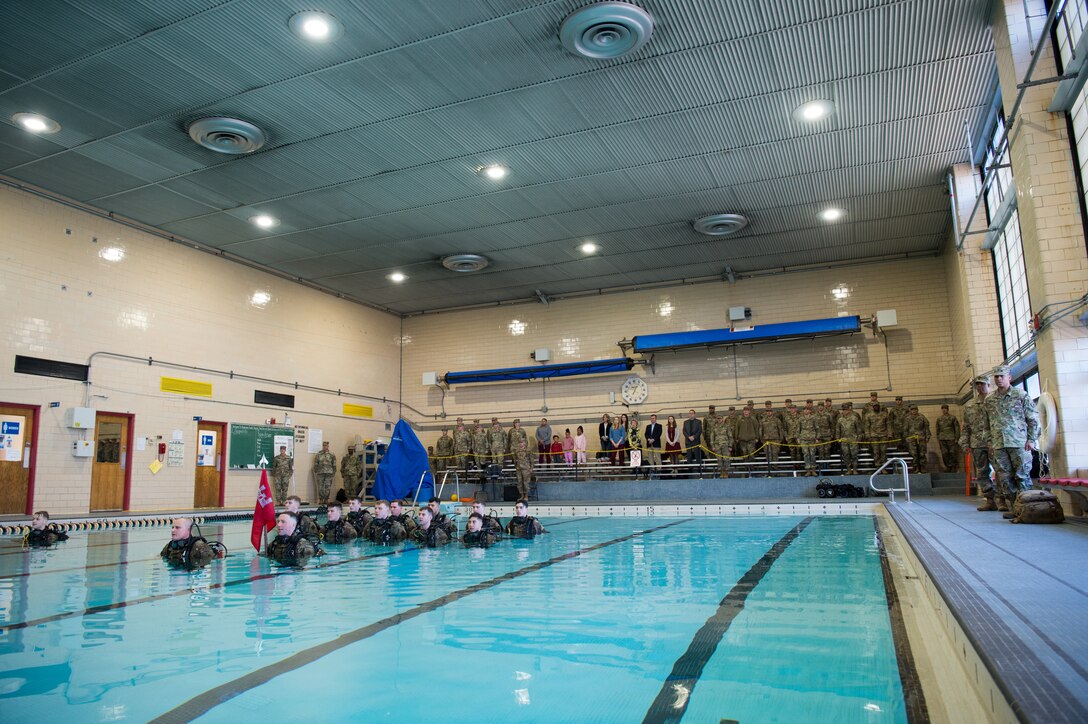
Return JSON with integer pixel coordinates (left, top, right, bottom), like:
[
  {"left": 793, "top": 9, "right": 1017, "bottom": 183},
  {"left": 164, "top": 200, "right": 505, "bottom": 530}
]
[{"left": 0, "top": 515, "right": 913, "bottom": 723}]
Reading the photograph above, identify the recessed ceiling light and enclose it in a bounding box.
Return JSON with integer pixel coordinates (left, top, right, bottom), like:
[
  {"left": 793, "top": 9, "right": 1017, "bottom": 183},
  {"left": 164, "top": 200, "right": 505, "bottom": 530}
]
[
  {"left": 793, "top": 99, "right": 835, "bottom": 122},
  {"left": 388, "top": 272, "right": 407, "bottom": 283},
  {"left": 580, "top": 242, "right": 599, "bottom": 254},
  {"left": 250, "top": 291, "right": 271, "bottom": 307},
  {"left": 479, "top": 164, "right": 508, "bottom": 180},
  {"left": 289, "top": 11, "right": 343, "bottom": 41},
  {"left": 820, "top": 207, "right": 845, "bottom": 222},
  {"left": 99, "top": 247, "right": 125, "bottom": 262},
  {"left": 250, "top": 214, "right": 279, "bottom": 229},
  {"left": 12, "top": 112, "right": 61, "bottom": 134}
]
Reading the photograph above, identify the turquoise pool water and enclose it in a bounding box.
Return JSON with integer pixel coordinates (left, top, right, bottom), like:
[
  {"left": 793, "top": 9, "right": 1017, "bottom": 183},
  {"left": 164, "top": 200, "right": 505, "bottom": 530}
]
[{"left": 0, "top": 515, "right": 911, "bottom": 722}]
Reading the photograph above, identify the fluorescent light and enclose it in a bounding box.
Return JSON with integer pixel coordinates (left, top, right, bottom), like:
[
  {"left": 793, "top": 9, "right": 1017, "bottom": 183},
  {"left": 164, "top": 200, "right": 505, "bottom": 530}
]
[
  {"left": 820, "top": 208, "right": 844, "bottom": 222},
  {"left": 387, "top": 272, "right": 407, "bottom": 283},
  {"left": 12, "top": 112, "right": 61, "bottom": 134},
  {"left": 99, "top": 247, "right": 125, "bottom": 262},
  {"left": 288, "top": 11, "right": 343, "bottom": 41},
  {"left": 250, "top": 214, "right": 279, "bottom": 229},
  {"left": 580, "top": 242, "right": 598, "bottom": 254},
  {"left": 479, "top": 164, "right": 508, "bottom": 180},
  {"left": 793, "top": 99, "right": 835, "bottom": 123}
]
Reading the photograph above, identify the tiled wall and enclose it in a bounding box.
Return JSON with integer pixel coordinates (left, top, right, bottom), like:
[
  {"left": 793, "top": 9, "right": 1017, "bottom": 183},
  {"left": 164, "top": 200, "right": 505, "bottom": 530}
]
[
  {"left": 0, "top": 185, "right": 402, "bottom": 514},
  {"left": 402, "top": 256, "right": 962, "bottom": 449}
]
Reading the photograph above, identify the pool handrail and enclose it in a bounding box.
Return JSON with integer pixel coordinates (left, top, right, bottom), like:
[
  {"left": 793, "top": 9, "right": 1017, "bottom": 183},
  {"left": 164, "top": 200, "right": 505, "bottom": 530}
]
[{"left": 869, "top": 457, "right": 911, "bottom": 502}]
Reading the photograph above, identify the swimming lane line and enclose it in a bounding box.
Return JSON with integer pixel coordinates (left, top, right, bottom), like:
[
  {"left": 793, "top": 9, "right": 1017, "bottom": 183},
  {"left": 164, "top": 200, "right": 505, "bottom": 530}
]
[
  {"left": 642, "top": 516, "right": 815, "bottom": 724},
  {"left": 151, "top": 518, "right": 694, "bottom": 724}
]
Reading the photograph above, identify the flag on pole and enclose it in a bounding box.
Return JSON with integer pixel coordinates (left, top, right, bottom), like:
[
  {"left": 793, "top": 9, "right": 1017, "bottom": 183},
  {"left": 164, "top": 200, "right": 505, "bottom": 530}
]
[{"left": 251, "top": 469, "right": 276, "bottom": 551}]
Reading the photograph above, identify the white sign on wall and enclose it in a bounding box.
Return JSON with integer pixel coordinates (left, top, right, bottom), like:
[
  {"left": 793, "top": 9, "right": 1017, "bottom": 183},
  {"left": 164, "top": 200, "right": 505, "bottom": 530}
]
[
  {"left": 198, "top": 431, "right": 217, "bottom": 467},
  {"left": 0, "top": 417, "right": 25, "bottom": 462}
]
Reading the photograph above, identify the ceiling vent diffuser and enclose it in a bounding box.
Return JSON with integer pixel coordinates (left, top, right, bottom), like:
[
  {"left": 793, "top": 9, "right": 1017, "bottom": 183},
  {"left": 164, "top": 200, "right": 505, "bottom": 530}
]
[
  {"left": 187, "top": 117, "right": 267, "bottom": 154},
  {"left": 559, "top": 2, "right": 654, "bottom": 59},
  {"left": 693, "top": 213, "right": 749, "bottom": 236},
  {"left": 441, "top": 254, "right": 490, "bottom": 273}
]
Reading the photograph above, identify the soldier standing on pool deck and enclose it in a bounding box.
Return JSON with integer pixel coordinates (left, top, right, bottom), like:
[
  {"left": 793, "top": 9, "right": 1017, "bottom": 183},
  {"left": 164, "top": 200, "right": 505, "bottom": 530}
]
[
  {"left": 341, "top": 444, "right": 361, "bottom": 496},
  {"left": 270, "top": 445, "right": 293, "bottom": 505},
  {"left": 961, "top": 376, "right": 995, "bottom": 510},
  {"left": 489, "top": 418, "right": 507, "bottom": 468},
  {"left": 453, "top": 418, "right": 472, "bottom": 472},
  {"left": 935, "top": 404, "right": 961, "bottom": 472},
  {"left": 984, "top": 365, "right": 1039, "bottom": 514},
  {"left": 434, "top": 429, "right": 453, "bottom": 473},
  {"left": 312, "top": 440, "right": 336, "bottom": 504},
  {"left": 471, "top": 419, "right": 490, "bottom": 470}
]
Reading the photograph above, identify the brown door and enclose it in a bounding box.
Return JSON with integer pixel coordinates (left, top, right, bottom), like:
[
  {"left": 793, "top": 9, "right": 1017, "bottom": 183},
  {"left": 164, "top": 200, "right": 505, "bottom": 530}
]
[
  {"left": 0, "top": 404, "right": 35, "bottom": 514},
  {"left": 90, "top": 414, "right": 129, "bottom": 511},
  {"left": 194, "top": 422, "right": 224, "bottom": 508}
]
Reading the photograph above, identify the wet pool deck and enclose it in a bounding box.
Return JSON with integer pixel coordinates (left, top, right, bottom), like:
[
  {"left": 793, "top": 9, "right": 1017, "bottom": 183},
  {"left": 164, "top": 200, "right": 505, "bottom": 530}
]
[{"left": 886, "top": 497, "right": 1088, "bottom": 724}]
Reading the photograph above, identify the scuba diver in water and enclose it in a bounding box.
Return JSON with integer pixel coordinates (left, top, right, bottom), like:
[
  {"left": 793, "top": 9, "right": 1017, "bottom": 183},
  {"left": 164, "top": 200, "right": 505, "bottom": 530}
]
[
  {"left": 362, "top": 500, "right": 407, "bottom": 544},
  {"left": 266, "top": 512, "right": 318, "bottom": 566},
  {"left": 462, "top": 512, "right": 500, "bottom": 548},
  {"left": 471, "top": 500, "right": 503, "bottom": 536},
  {"left": 24, "top": 511, "right": 69, "bottom": 548},
  {"left": 389, "top": 499, "right": 418, "bottom": 535},
  {"left": 321, "top": 502, "right": 358, "bottom": 543},
  {"left": 160, "top": 517, "right": 227, "bottom": 569},
  {"left": 346, "top": 497, "right": 372, "bottom": 534},
  {"left": 505, "top": 500, "right": 546, "bottom": 539},
  {"left": 410, "top": 506, "right": 450, "bottom": 547}
]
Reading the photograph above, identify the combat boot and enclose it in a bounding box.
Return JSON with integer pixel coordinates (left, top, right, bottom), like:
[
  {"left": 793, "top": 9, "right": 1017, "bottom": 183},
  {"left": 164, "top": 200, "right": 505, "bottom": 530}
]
[
  {"left": 996, "top": 496, "right": 1010, "bottom": 512},
  {"left": 976, "top": 495, "right": 997, "bottom": 512}
]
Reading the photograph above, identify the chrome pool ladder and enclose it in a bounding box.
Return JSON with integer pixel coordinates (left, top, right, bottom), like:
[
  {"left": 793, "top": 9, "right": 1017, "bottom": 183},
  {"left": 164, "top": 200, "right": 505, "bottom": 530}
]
[{"left": 869, "top": 457, "right": 911, "bottom": 503}]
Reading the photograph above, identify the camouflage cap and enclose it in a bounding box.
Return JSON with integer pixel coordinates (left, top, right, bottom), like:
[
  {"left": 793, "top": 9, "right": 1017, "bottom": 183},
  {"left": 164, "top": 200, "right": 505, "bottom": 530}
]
[
  {"left": 993, "top": 365, "right": 1011, "bottom": 377},
  {"left": 895, "top": 395, "right": 903, "bottom": 401},
  {"left": 746, "top": 399, "right": 755, "bottom": 406},
  {"left": 784, "top": 398, "right": 793, "bottom": 404},
  {"left": 973, "top": 375, "right": 991, "bottom": 384},
  {"left": 870, "top": 391, "right": 879, "bottom": 398},
  {"left": 708, "top": 404, "right": 716, "bottom": 411},
  {"left": 472, "top": 418, "right": 479, "bottom": 423},
  {"left": 512, "top": 418, "right": 521, "bottom": 423},
  {"left": 728, "top": 406, "right": 736, "bottom": 411},
  {"left": 764, "top": 400, "right": 773, "bottom": 405},
  {"left": 909, "top": 404, "right": 918, "bottom": 410},
  {"left": 491, "top": 417, "right": 499, "bottom": 423}
]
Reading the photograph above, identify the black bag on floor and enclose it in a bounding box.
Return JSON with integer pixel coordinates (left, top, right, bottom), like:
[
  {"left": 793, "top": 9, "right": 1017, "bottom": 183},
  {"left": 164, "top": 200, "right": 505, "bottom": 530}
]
[
  {"left": 1011, "top": 490, "right": 1064, "bottom": 524},
  {"left": 503, "top": 484, "right": 520, "bottom": 502}
]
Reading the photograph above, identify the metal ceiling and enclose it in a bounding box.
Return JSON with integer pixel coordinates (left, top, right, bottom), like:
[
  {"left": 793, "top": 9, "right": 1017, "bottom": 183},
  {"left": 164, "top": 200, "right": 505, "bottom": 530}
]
[{"left": 0, "top": 0, "right": 997, "bottom": 315}]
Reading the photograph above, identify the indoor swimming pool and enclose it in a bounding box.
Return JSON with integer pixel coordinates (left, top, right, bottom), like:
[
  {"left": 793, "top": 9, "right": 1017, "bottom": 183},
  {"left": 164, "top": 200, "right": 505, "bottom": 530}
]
[{"left": 0, "top": 515, "right": 921, "bottom": 722}]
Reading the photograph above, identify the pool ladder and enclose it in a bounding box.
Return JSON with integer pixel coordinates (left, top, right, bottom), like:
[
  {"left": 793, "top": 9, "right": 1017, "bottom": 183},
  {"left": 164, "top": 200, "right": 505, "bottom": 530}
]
[{"left": 869, "top": 457, "right": 911, "bottom": 503}]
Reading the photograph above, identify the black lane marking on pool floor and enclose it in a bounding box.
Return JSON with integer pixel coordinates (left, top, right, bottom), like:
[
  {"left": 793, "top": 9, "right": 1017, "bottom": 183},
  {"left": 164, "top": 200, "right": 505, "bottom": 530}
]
[
  {"left": 642, "top": 516, "right": 814, "bottom": 724},
  {"left": 0, "top": 545, "right": 420, "bottom": 632},
  {"left": 873, "top": 516, "right": 930, "bottom": 724},
  {"left": 150, "top": 518, "right": 693, "bottom": 724}
]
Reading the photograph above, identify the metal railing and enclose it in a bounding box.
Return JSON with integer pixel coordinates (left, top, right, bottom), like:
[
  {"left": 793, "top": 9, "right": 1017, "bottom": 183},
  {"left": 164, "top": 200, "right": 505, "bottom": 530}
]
[{"left": 869, "top": 458, "right": 911, "bottom": 503}]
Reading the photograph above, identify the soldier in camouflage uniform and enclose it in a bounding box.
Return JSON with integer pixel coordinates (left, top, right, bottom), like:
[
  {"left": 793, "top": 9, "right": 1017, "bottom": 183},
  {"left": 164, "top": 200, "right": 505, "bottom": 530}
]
[
  {"left": 824, "top": 398, "right": 839, "bottom": 459},
  {"left": 269, "top": 445, "right": 293, "bottom": 505},
  {"left": 434, "top": 429, "right": 454, "bottom": 474},
  {"left": 452, "top": 417, "right": 473, "bottom": 472},
  {"left": 961, "top": 376, "right": 995, "bottom": 510},
  {"left": 703, "top": 405, "right": 726, "bottom": 476},
  {"left": 507, "top": 418, "right": 529, "bottom": 455},
  {"left": 935, "top": 404, "right": 961, "bottom": 472},
  {"left": 798, "top": 406, "right": 820, "bottom": 476},
  {"left": 784, "top": 403, "right": 801, "bottom": 458},
  {"left": 760, "top": 408, "right": 785, "bottom": 474},
  {"left": 985, "top": 365, "right": 1039, "bottom": 514},
  {"left": 863, "top": 392, "right": 880, "bottom": 422},
  {"left": 903, "top": 405, "right": 931, "bottom": 473},
  {"left": 735, "top": 407, "right": 761, "bottom": 461},
  {"left": 489, "top": 418, "right": 507, "bottom": 468},
  {"left": 836, "top": 402, "right": 863, "bottom": 474},
  {"left": 512, "top": 437, "right": 534, "bottom": 499},
  {"left": 340, "top": 444, "right": 361, "bottom": 495},
  {"left": 814, "top": 401, "right": 833, "bottom": 460},
  {"left": 889, "top": 396, "right": 911, "bottom": 454},
  {"left": 865, "top": 403, "right": 892, "bottom": 471},
  {"left": 471, "top": 419, "right": 490, "bottom": 470},
  {"left": 312, "top": 440, "right": 337, "bottom": 504}
]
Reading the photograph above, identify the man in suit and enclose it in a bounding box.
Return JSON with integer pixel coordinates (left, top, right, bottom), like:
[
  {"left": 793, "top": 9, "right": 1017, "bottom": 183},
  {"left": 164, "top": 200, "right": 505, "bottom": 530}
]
[
  {"left": 598, "top": 413, "right": 612, "bottom": 463},
  {"left": 683, "top": 409, "right": 703, "bottom": 472},
  {"left": 644, "top": 414, "right": 662, "bottom": 470}
]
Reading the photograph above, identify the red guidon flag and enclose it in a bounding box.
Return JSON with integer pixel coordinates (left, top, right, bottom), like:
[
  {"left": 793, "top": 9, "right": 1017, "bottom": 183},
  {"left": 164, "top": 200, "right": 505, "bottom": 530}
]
[{"left": 251, "top": 469, "right": 276, "bottom": 551}]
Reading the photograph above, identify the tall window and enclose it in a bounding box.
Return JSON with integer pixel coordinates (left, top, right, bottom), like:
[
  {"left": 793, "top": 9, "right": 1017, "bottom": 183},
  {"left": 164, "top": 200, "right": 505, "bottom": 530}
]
[{"left": 981, "top": 113, "right": 1033, "bottom": 358}]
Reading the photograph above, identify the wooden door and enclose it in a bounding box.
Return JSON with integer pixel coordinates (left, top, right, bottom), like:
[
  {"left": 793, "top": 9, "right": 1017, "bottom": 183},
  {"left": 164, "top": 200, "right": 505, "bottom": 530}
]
[
  {"left": 90, "top": 414, "right": 129, "bottom": 511},
  {"left": 0, "top": 404, "right": 36, "bottom": 514},
  {"left": 193, "top": 422, "right": 224, "bottom": 508}
]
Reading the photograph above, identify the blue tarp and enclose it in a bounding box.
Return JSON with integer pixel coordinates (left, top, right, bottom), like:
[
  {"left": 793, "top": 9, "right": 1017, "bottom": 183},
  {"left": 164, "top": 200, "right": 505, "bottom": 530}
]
[
  {"left": 372, "top": 419, "right": 434, "bottom": 502},
  {"left": 632, "top": 316, "right": 861, "bottom": 353},
  {"left": 444, "top": 357, "right": 634, "bottom": 385}
]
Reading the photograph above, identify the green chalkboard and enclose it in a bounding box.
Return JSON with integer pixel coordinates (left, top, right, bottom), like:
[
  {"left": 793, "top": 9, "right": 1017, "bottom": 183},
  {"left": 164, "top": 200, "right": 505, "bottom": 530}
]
[{"left": 229, "top": 423, "right": 294, "bottom": 469}]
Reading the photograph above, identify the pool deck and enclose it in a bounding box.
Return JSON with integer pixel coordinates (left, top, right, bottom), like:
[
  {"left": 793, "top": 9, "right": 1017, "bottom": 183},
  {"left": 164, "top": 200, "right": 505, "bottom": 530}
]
[{"left": 885, "top": 497, "right": 1088, "bottom": 724}]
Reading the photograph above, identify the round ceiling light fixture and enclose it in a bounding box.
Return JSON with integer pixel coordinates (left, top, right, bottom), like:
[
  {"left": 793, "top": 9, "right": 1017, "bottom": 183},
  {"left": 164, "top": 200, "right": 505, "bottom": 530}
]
[
  {"left": 579, "top": 241, "right": 599, "bottom": 254},
  {"left": 559, "top": 2, "right": 654, "bottom": 59},
  {"left": 187, "top": 117, "right": 267, "bottom": 154},
  {"left": 441, "top": 253, "right": 490, "bottom": 273},
  {"left": 250, "top": 214, "right": 279, "bottom": 229},
  {"left": 387, "top": 271, "right": 407, "bottom": 283},
  {"left": 820, "top": 207, "right": 845, "bottom": 222},
  {"left": 478, "top": 164, "right": 508, "bottom": 180},
  {"left": 693, "top": 213, "right": 749, "bottom": 237},
  {"left": 792, "top": 99, "right": 835, "bottom": 123},
  {"left": 289, "top": 11, "right": 343, "bottom": 41},
  {"left": 12, "top": 112, "right": 61, "bottom": 134}
]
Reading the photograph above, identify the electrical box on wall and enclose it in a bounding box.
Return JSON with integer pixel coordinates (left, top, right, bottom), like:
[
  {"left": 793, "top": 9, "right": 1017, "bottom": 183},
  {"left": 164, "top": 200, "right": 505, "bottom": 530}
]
[
  {"left": 876, "top": 309, "right": 898, "bottom": 328},
  {"left": 531, "top": 348, "right": 551, "bottom": 362},
  {"left": 728, "top": 306, "right": 750, "bottom": 321},
  {"left": 422, "top": 371, "right": 438, "bottom": 386},
  {"left": 65, "top": 407, "right": 96, "bottom": 429},
  {"left": 72, "top": 440, "right": 93, "bottom": 457}
]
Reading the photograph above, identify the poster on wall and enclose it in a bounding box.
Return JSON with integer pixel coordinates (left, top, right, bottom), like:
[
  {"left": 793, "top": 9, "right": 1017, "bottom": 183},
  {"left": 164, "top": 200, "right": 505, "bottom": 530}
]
[
  {"left": 0, "top": 417, "right": 24, "bottom": 462},
  {"left": 307, "top": 428, "right": 323, "bottom": 453},
  {"left": 198, "top": 431, "right": 217, "bottom": 467},
  {"left": 167, "top": 441, "right": 185, "bottom": 467}
]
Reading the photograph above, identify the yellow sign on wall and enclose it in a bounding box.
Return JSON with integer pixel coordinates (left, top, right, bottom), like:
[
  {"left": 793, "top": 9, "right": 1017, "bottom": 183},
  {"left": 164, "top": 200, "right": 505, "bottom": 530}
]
[
  {"left": 160, "top": 376, "right": 213, "bottom": 397},
  {"left": 343, "top": 403, "right": 373, "bottom": 418}
]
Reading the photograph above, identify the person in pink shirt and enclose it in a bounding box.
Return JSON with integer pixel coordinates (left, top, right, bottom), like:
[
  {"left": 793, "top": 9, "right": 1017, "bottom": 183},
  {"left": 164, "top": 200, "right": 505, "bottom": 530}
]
[
  {"left": 573, "top": 425, "right": 587, "bottom": 465},
  {"left": 562, "top": 428, "right": 575, "bottom": 465}
]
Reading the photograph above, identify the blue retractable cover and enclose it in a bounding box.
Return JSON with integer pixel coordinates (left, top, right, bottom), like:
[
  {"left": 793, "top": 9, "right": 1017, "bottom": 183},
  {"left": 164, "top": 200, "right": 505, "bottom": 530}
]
[
  {"left": 372, "top": 419, "right": 434, "bottom": 502},
  {"left": 632, "top": 316, "right": 861, "bottom": 353},
  {"left": 444, "top": 357, "right": 634, "bottom": 385}
]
